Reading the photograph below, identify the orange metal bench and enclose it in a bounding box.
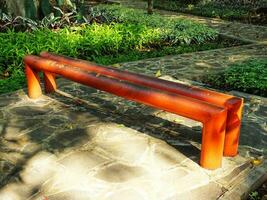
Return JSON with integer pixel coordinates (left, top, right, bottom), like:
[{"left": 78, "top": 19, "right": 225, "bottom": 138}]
[{"left": 24, "top": 53, "right": 243, "bottom": 170}]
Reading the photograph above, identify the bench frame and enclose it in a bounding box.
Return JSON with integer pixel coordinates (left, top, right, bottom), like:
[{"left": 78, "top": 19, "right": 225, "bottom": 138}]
[{"left": 24, "top": 53, "right": 243, "bottom": 170}]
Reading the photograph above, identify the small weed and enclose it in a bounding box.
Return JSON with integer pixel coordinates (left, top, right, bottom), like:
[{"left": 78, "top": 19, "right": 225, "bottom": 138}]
[{"left": 248, "top": 191, "right": 260, "bottom": 200}]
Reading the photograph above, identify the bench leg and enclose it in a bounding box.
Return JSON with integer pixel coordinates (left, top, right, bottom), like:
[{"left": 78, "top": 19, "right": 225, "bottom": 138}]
[
  {"left": 25, "top": 64, "right": 42, "bottom": 99},
  {"left": 200, "top": 110, "right": 227, "bottom": 169},
  {"left": 44, "top": 72, "right": 57, "bottom": 93},
  {"left": 224, "top": 99, "right": 243, "bottom": 156}
]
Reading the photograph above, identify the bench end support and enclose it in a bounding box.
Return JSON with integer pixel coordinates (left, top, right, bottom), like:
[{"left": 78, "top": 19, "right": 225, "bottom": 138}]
[
  {"left": 44, "top": 72, "right": 57, "bottom": 93},
  {"left": 25, "top": 64, "right": 42, "bottom": 99},
  {"left": 200, "top": 110, "right": 227, "bottom": 170}
]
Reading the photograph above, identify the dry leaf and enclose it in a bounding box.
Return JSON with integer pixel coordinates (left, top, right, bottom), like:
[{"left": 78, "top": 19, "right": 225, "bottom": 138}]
[
  {"left": 250, "top": 158, "right": 263, "bottom": 166},
  {"left": 155, "top": 70, "right": 161, "bottom": 77}
]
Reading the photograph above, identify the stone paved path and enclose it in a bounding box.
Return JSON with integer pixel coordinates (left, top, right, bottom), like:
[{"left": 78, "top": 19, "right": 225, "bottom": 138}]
[
  {"left": 115, "top": 44, "right": 267, "bottom": 81},
  {"left": 0, "top": 1, "right": 266, "bottom": 200},
  {"left": 0, "top": 82, "right": 266, "bottom": 200}
]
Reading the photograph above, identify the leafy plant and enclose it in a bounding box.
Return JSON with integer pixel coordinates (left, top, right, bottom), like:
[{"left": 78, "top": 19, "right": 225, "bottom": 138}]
[
  {"left": 94, "top": 5, "right": 218, "bottom": 45},
  {"left": 0, "top": 73, "right": 26, "bottom": 94},
  {"left": 153, "top": 0, "right": 252, "bottom": 21},
  {"left": 248, "top": 191, "right": 260, "bottom": 200},
  {"left": 0, "top": 27, "right": 233, "bottom": 94},
  {"left": 0, "top": 5, "right": 114, "bottom": 32},
  {"left": 0, "top": 13, "right": 38, "bottom": 31},
  {"left": 0, "top": 5, "right": 221, "bottom": 94},
  {"left": 202, "top": 59, "right": 267, "bottom": 97}
]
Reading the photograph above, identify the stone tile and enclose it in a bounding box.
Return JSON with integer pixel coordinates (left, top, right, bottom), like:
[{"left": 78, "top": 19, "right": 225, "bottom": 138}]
[
  {"left": 146, "top": 142, "right": 190, "bottom": 170},
  {"left": 0, "top": 97, "right": 20, "bottom": 108},
  {"left": 58, "top": 150, "right": 111, "bottom": 174},
  {"left": 45, "top": 191, "right": 92, "bottom": 200},
  {"left": 0, "top": 159, "right": 15, "bottom": 178},
  {"left": 0, "top": 152, "right": 25, "bottom": 165},
  {"left": 95, "top": 163, "right": 147, "bottom": 183},
  {"left": 96, "top": 139, "right": 150, "bottom": 164},
  {"left": 46, "top": 128, "right": 93, "bottom": 152},
  {"left": 47, "top": 118, "right": 68, "bottom": 127},
  {"left": 2, "top": 118, "right": 44, "bottom": 140},
  {"left": 20, "top": 152, "right": 59, "bottom": 186},
  {"left": 28, "top": 127, "right": 56, "bottom": 141},
  {"left": 88, "top": 123, "right": 142, "bottom": 141},
  {"left": 0, "top": 182, "right": 34, "bottom": 200},
  {"left": 40, "top": 169, "right": 110, "bottom": 199},
  {"left": 0, "top": 111, "right": 4, "bottom": 120},
  {"left": 167, "top": 181, "right": 224, "bottom": 200},
  {"left": 9, "top": 106, "right": 53, "bottom": 117},
  {"left": 101, "top": 188, "right": 147, "bottom": 200},
  {"left": 152, "top": 167, "right": 209, "bottom": 199}
]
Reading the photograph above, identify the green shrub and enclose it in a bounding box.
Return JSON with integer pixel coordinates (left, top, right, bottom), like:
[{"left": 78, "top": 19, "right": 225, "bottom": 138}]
[
  {"left": 94, "top": 5, "right": 218, "bottom": 45},
  {"left": 153, "top": 0, "right": 250, "bottom": 21},
  {"left": 0, "top": 23, "right": 165, "bottom": 74},
  {"left": 77, "top": 23, "right": 163, "bottom": 56},
  {"left": 202, "top": 59, "right": 267, "bottom": 97},
  {"left": 0, "top": 5, "right": 220, "bottom": 94},
  {"left": 0, "top": 73, "right": 26, "bottom": 94},
  {"left": 0, "top": 7, "right": 218, "bottom": 76},
  {"left": 93, "top": 40, "right": 232, "bottom": 65}
]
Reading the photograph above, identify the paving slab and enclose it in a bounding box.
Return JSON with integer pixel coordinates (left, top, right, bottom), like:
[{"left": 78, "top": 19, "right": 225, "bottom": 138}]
[
  {"left": 114, "top": 44, "right": 267, "bottom": 82},
  {"left": 0, "top": 79, "right": 266, "bottom": 200}
]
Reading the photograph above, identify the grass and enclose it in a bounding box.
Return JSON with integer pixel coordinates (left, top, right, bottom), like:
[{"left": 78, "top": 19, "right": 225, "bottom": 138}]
[{"left": 202, "top": 59, "right": 267, "bottom": 97}]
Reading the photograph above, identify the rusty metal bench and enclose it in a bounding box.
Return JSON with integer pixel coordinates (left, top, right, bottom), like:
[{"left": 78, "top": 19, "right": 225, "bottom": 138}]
[{"left": 24, "top": 52, "right": 243, "bottom": 170}]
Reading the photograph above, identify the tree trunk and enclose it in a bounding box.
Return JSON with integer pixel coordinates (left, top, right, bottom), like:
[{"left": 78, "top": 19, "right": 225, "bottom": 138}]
[
  {"left": 0, "top": 0, "right": 73, "bottom": 20},
  {"left": 147, "top": 0, "right": 153, "bottom": 14}
]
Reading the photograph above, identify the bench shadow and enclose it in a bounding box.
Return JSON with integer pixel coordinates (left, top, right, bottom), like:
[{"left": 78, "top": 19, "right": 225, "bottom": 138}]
[{"left": 49, "top": 82, "right": 202, "bottom": 164}]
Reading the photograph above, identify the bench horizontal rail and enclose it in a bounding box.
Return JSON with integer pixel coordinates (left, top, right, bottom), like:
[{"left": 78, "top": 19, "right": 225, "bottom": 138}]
[
  {"left": 24, "top": 55, "right": 228, "bottom": 169},
  {"left": 40, "top": 52, "right": 243, "bottom": 156}
]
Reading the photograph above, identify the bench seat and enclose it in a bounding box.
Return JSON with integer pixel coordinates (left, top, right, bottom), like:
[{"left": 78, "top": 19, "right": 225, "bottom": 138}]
[{"left": 24, "top": 54, "right": 242, "bottom": 170}]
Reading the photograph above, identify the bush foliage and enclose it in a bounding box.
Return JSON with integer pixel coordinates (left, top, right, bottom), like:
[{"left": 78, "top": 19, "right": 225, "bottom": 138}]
[
  {"left": 95, "top": 5, "right": 218, "bottom": 45},
  {"left": 202, "top": 59, "right": 267, "bottom": 97},
  {"left": 0, "top": 7, "right": 217, "bottom": 67},
  {"left": 153, "top": 0, "right": 252, "bottom": 21},
  {"left": 0, "top": 5, "right": 219, "bottom": 94}
]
